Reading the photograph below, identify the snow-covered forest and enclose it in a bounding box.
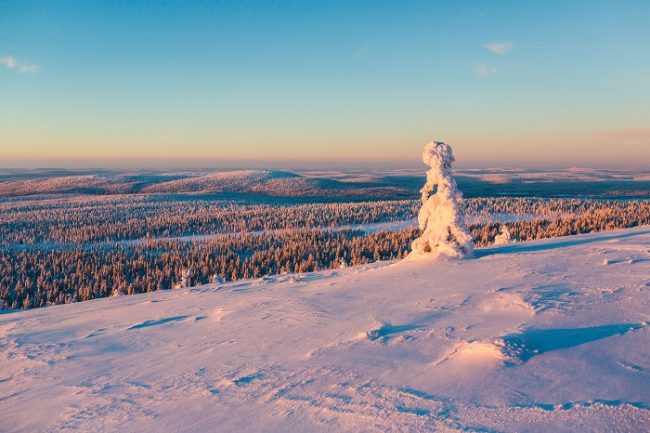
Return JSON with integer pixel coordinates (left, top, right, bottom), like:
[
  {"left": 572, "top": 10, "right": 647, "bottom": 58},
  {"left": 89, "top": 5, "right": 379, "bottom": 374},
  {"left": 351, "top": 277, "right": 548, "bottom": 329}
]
[
  {"left": 1, "top": 194, "right": 649, "bottom": 309},
  {"left": 1, "top": 195, "right": 647, "bottom": 245}
]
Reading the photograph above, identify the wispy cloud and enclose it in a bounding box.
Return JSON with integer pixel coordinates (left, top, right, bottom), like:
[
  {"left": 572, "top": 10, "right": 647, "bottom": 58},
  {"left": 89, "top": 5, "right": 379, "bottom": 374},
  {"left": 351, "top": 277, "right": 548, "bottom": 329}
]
[
  {"left": 1, "top": 56, "right": 40, "bottom": 74},
  {"left": 1, "top": 56, "right": 18, "bottom": 69},
  {"left": 472, "top": 62, "right": 497, "bottom": 77},
  {"left": 596, "top": 128, "right": 650, "bottom": 140},
  {"left": 484, "top": 42, "right": 513, "bottom": 55}
]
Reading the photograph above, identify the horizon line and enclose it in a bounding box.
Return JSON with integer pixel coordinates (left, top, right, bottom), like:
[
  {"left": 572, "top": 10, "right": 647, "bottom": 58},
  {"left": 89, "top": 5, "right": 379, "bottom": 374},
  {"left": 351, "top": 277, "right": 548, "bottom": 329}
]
[{"left": 1, "top": 164, "right": 650, "bottom": 172}]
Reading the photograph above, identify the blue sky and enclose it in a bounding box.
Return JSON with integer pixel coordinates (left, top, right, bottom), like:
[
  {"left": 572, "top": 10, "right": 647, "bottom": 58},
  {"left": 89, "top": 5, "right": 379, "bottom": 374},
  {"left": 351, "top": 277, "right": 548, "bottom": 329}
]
[{"left": 1, "top": 0, "right": 649, "bottom": 168}]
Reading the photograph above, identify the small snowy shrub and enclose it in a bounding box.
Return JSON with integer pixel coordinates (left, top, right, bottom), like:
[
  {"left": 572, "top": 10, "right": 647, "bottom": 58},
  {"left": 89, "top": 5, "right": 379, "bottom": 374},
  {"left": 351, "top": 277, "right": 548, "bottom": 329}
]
[{"left": 494, "top": 224, "right": 512, "bottom": 245}]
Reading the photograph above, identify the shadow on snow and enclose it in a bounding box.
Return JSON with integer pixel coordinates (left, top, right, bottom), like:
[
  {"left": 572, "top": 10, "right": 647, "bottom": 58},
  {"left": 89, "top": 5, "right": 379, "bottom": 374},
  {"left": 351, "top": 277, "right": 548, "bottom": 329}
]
[
  {"left": 476, "top": 229, "right": 650, "bottom": 258},
  {"left": 500, "top": 323, "right": 646, "bottom": 363}
]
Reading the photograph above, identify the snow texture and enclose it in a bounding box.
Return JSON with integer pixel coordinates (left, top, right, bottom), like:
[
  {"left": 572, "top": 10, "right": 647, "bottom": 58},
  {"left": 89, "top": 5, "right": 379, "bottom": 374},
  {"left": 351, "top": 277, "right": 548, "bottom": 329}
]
[
  {"left": 410, "top": 141, "right": 474, "bottom": 259},
  {"left": 1, "top": 226, "right": 650, "bottom": 432}
]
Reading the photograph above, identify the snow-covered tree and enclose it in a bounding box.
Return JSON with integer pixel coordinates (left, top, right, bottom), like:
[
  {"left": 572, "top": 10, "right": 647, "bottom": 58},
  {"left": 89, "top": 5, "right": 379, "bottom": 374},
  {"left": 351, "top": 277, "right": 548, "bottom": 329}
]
[
  {"left": 174, "top": 268, "right": 192, "bottom": 289},
  {"left": 410, "top": 141, "right": 474, "bottom": 259},
  {"left": 493, "top": 224, "right": 512, "bottom": 245}
]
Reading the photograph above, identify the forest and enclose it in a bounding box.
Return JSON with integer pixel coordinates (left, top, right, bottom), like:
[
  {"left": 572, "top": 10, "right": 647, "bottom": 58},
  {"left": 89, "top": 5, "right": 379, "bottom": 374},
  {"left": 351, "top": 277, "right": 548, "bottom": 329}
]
[
  {"left": 1, "top": 195, "right": 648, "bottom": 309},
  {"left": 1, "top": 195, "right": 639, "bottom": 244}
]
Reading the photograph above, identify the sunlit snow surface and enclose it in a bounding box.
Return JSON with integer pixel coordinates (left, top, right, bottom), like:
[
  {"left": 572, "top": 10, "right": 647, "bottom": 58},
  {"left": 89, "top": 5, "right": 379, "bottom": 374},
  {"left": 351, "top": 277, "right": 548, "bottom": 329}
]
[{"left": 1, "top": 227, "right": 650, "bottom": 432}]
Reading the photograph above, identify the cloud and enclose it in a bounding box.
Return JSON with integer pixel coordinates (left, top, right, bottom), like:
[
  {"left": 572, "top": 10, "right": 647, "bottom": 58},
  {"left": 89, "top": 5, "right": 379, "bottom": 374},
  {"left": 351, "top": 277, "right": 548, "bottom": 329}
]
[
  {"left": 1, "top": 56, "right": 17, "bottom": 69},
  {"left": 595, "top": 128, "right": 650, "bottom": 140},
  {"left": 1, "top": 56, "right": 40, "bottom": 74},
  {"left": 17, "top": 63, "right": 40, "bottom": 73},
  {"left": 484, "top": 42, "right": 513, "bottom": 55},
  {"left": 472, "top": 62, "right": 497, "bottom": 77}
]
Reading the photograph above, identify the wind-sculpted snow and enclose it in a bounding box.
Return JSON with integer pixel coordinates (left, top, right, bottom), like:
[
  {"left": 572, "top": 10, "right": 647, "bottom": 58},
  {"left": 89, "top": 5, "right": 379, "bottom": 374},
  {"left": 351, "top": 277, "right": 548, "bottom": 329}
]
[
  {"left": 410, "top": 141, "right": 474, "bottom": 258},
  {"left": 1, "top": 226, "right": 649, "bottom": 432},
  {"left": 499, "top": 323, "right": 646, "bottom": 363}
]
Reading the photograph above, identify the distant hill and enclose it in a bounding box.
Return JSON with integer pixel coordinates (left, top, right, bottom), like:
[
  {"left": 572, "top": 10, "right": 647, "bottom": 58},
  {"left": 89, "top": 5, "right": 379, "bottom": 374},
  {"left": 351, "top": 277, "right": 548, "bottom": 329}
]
[{"left": 0, "top": 168, "right": 648, "bottom": 199}]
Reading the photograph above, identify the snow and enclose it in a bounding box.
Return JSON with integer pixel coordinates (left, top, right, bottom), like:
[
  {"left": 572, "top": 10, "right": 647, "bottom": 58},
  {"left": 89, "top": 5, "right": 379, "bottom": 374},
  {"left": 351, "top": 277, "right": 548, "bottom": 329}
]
[
  {"left": 1, "top": 226, "right": 650, "bottom": 432},
  {"left": 494, "top": 224, "right": 512, "bottom": 245},
  {"left": 410, "top": 141, "right": 473, "bottom": 259}
]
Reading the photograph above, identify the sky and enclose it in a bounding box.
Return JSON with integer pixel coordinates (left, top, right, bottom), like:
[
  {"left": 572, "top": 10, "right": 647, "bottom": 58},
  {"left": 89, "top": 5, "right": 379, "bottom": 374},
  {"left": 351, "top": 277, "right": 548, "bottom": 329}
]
[{"left": 1, "top": 0, "right": 649, "bottom": 169}]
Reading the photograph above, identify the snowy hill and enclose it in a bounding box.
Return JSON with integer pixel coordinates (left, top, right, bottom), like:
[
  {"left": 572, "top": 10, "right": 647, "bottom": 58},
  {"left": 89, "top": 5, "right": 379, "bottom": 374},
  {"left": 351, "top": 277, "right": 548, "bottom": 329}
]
[
  {"left": 2, "top": 168, "right": 649, "bottom": 199},
  {"left": 0, "top": 174, "right": 141, "bottom": 196},
  {"left": 1, "top": 227, "right": 649, "bottom": 432},
  {"left": 0, "top": 169, "right": 407, "bottom": 199},
  {"left": 141, "top": 170, "right": 301, "bottom": 193}
]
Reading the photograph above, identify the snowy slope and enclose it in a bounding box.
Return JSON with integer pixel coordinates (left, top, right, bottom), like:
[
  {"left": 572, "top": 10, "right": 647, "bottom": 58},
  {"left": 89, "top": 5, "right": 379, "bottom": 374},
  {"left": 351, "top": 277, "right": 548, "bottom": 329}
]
[{"left": 1, "top": 227, "right": 650, "bottom": 433}]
